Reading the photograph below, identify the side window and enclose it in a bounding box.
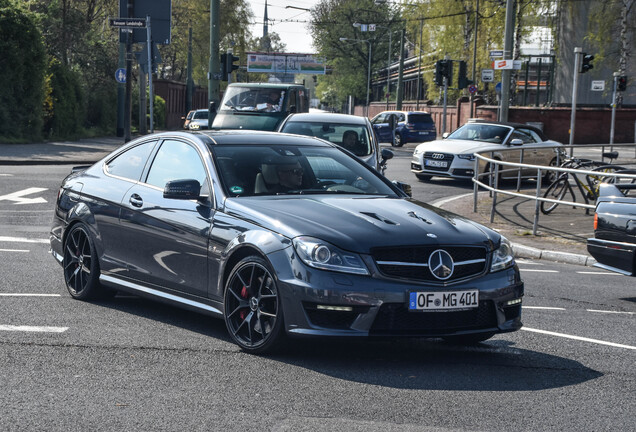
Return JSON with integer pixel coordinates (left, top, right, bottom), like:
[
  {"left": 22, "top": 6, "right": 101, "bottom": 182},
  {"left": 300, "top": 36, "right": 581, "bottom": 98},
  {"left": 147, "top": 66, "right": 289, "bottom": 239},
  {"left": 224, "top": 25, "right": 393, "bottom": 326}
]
[
  {"left": 145, "top": 140, "right": 208, "bottom": 189},
  {"left": 287, "top": 89, "right": 298, "bottom": 112},
  {"left": 398, "top": 113, "right": 406, "bottom": 122},
  {"left": 373, "top": 114, "right": 387, "bottom": 124},
  {"left": 105, "top": 141, "right": 155, "bottom": 181},
  {"left": 513, "top": 129, "right": 535, "bottom": 144}
]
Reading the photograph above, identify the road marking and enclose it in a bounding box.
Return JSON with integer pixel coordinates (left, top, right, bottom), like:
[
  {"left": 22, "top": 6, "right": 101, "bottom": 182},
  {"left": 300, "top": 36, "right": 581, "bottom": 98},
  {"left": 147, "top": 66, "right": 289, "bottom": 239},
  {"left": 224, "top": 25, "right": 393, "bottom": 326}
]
[
  {"left": 522, "top": 327, "right": 636, "bottom": 350},
  {"left": 522, "top": 306, "right": 566, "bottom": 311},
  {"left": 515, "top": 259, "right": 543, "bottom": 265},
  {"left": 0, "top": 236, "right": 49, "bottom": 244},
  {"left": 576, "top": 271, "right": 621, "bottom": 275},
  {"left": 0, "top": 187, "right": 48, "bottom": 205},
  {"left": 0, "top": 174, "right": 13, "bottom": 177},
  {"left": 518, "top": 269, "right": 559, "bottom": 273},
  {"left": 0, "top": 325, "right": 68, "bottom": 333},
  {"left": 0, "top": 249, "right": 29, "bottom": 253},
  {"left": 430, "top": 193, "right": 473, "bottom": 208},
  {"left": 587, "top": 309, "right": 635, "bottom": 315},
  {"left": 0, "top": 293, "right": 61, "bottom": 297}
]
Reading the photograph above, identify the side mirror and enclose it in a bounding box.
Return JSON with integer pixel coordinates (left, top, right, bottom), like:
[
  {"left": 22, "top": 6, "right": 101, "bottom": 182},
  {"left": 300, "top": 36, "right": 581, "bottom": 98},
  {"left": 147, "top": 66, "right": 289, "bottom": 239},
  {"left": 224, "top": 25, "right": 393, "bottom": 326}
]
[
  {"left": 442, "top": 132, "right": 450, "bottom": 139},
  {"left": 164, "top": 179, "right": 201, "bottom": 200},
  {"left": 509, "top": 138, "right": 523, "bottom": 146},
  {"left": 381, "top": 148, "right": 394, "bottom": 160},
  {"left": 392, "top": 180, "right": 412, "bottom": 197}
]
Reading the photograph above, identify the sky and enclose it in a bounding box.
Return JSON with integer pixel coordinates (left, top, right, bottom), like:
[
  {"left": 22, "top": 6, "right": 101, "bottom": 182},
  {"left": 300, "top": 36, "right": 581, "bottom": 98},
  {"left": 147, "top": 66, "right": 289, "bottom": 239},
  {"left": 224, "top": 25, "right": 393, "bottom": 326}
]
[{"left": 246, "top": 0, "right": 320, "bottom": 54}]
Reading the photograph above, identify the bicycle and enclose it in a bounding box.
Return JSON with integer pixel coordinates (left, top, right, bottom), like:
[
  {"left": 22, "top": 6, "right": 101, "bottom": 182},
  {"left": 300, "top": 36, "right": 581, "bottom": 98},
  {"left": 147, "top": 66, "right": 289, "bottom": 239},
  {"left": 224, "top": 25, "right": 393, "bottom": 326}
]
[{"left": 540, "top": 151, "right": 626, "bottom": 215}]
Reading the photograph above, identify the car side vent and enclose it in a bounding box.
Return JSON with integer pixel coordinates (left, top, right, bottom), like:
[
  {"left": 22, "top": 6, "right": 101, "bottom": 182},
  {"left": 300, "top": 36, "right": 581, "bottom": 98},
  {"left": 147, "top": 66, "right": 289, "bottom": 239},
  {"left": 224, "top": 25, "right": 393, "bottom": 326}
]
[{"left": 360, "top": 212, "right": 398, "bottom": 225}]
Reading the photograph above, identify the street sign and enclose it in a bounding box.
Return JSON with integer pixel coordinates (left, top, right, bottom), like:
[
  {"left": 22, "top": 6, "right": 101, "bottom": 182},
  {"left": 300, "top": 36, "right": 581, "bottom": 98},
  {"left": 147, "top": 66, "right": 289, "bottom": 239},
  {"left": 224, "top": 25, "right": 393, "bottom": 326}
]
[
  {"left": 468, "top": 84, "right": 478, "bottom": 94},
  {"left": 369, "top": 24, "right": 376, "bottom": 31},
  {"left": 495, "top": 82, "right": 502, "bottom": 93},
  {"left": 109, "top": 17, "right": 146, "bottom": 28},
  {"left": 493, "top": 60, "right": 513, "bottom": 70},
  {"left": 115, "top": 68, "right": 126, "bottom": 83},
  {"left": 513, "top": 60, "right": 523, "bottom": 70},
  {"left": 490, "top": 50, "right": 504, "bottom": 58},
  {"left": 591, "top": 80, "right": 605, "bottom": 91},
  {"left": 481, "top": 69, "right": 494, "bottom": 82}
]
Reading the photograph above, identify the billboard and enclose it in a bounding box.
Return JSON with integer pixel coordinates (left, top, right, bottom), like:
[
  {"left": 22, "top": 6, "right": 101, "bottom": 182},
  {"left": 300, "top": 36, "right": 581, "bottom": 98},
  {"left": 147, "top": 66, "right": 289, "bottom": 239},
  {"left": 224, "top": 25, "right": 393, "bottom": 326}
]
[{"left": 247, "top": 53, "right": 325, "bottom": 74}]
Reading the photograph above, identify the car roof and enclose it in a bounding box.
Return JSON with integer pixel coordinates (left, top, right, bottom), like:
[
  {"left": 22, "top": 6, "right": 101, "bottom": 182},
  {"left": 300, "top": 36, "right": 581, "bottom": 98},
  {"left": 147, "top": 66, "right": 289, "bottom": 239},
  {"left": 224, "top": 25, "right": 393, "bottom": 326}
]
[
  {"left": 226, "top": 83, "right": 306, "bottom": 89},
  {"left": 284, "top": 113, "right": 368, "bottom": 125},
  {"left": 463, "top": 120, "right": 546, "bottom": 138},
  {"left": 375, "top": 110, "right": 431, "bottom": 116},
  {"left": 196, "top": 130, "right": 335, "bottom": 146}
]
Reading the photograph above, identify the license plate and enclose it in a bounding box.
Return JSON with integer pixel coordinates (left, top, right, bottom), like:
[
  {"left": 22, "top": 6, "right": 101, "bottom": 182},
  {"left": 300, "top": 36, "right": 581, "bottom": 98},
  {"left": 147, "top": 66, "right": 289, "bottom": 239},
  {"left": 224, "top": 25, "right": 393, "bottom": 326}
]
[
  {"left": 425, "top": 159, "right": 447, "bottom": 168},
  {"left": 419, "top": 131, "right": 430, "bottom": 135},
  {"left": 409, "top": 290, "right": 479, "bottom": 311}
]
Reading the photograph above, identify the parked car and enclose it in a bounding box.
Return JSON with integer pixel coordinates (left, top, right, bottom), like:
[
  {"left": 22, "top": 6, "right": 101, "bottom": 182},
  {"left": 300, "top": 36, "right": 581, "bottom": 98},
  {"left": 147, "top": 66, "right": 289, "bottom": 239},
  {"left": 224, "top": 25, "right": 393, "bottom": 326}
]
[
  {"left": 184, "top": 109, "right": 209, "bottom": 130},
  {"left": 211, "top": 83, "right": 309, "bottom": 131},
  {"left": 181, "top": 109, "right": 196, "bottom": 129},
  {"left": 50, "top": 130, "right": 523, "bottom": 354},
  {"left": 371, "top": 110, "right": 437, "bottom": 146},
  {"left": 277, "top": 112, "right": 393, "bottom": 173},
  {"left": 587, "top": 181, "right": 636, "bottom": 276},
  {"left": 411, "top": 120, "right": 563, "bottom": 182}
]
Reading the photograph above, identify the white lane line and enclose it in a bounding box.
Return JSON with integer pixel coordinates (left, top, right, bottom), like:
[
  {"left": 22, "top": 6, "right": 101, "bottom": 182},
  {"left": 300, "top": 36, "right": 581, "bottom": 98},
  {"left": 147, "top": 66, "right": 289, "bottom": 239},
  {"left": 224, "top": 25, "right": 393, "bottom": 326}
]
[
  {"left": 519, "top": 269, "right": 559, "bottom": 273},
  {"left": 0, "top": 174, "right": 13, "bottom": 177},
  {"left": 0, "top": 325, "right": 68, "bottom": 333},
  {"left": 0, "top": 236, "right": 49, "bottom": 244},
  {"left": 576, "top": 271, "right": 621, "bottom": 275},
  {"left": 522, "top": 306, "right": 566, "bottom": 311},
  {"left": 430, "top": 193, "right": 473, "bottom": 208},
  {"left": 587, "top": 309, "right": 635, "bottom": 315},
  {"left": 522, "top": 327, "right": 636, "bottom": 350},
  {"left": 515, "top": 259, "right": 544, "bottom": 265},
  {"left": 0, "top": 249, "right": 29, "bottom": 253},
  {"left": 0, "top": 293, "right": 61, "bottom": 297}
]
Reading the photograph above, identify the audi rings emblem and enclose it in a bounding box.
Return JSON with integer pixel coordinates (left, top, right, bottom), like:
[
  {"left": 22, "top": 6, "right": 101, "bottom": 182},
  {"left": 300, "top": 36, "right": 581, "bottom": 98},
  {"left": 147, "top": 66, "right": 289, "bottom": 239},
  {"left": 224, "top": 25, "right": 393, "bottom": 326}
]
[
  {"left": 428, "top": 249, "right": 454, "bottom": 280},
  {"left": 431, "top": 153, "right": 445, "bottom": 159}
]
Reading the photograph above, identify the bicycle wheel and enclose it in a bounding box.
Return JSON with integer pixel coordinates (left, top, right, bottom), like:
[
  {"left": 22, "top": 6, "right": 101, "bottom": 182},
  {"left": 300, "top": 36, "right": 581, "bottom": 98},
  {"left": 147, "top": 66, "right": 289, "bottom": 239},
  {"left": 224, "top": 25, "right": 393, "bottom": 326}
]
[{"left": 541, "top": 176, "right": 572, "bottom": 214}]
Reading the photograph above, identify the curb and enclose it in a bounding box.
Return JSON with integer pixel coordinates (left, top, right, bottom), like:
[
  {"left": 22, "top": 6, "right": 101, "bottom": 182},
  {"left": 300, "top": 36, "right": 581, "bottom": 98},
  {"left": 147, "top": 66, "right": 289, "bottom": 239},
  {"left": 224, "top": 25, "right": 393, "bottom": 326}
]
[{"left": 512, "top": 242, "right": 597, "bottom": 267}]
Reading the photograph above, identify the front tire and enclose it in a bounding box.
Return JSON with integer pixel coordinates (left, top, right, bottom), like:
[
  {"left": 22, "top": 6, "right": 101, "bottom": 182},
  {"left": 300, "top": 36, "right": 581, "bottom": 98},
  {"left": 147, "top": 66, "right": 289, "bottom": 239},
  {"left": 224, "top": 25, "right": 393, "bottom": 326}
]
[
  {"left": 224, "top": 256, "right": 285, "bottom": 354},
  {"left": 63, "top": 224, "right": 103, "bottom": 300},
  {"left": 394, "top": 133, "right": 403, "bottom": 147}
]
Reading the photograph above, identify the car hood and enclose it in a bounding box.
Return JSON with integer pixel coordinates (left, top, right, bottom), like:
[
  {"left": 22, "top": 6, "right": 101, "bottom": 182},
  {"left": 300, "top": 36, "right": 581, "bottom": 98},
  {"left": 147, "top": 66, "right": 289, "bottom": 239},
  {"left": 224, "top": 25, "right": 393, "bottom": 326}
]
[
  {"left": 224, "top": 196, "right": 499, "bottom": 253},
  {"left": 415, "top": 139, "right": 499, "bottom": 155}
]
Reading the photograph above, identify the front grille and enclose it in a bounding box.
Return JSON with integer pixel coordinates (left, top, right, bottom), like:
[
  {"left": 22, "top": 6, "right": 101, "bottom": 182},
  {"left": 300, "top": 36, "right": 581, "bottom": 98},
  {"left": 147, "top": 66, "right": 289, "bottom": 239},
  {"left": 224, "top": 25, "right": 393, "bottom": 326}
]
[
  {"left": 372, "top": 246, "right": 487, "bottom": 282},
  {"left": 370, "top": 301, "right": 497, "bottom": 335},
  {"left": 423, "top": 152, "right": 454, "bottom": 172}
]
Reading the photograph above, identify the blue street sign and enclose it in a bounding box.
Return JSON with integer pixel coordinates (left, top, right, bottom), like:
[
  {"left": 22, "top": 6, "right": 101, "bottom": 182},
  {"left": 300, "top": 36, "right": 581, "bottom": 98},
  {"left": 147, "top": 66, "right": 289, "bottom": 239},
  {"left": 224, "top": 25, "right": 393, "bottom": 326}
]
[
  {"left": 115, "top": 68, "right": 126, "bottom": 83},
  {"left": 495, "top": 82, "right": 502, "bottom": 93}
]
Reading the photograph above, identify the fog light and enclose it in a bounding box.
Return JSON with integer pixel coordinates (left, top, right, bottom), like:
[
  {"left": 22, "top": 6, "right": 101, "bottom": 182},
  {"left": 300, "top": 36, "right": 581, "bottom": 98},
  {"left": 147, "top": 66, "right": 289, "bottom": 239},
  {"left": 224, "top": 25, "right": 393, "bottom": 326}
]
[
  {"left": 505, "top": 298, "right": 522, "bottom": 306},
  {"left": 316, "top": 305, "right": 353, "bottom": 312},
  {"left": 467, "top": 170, "right": 474, "bottom": 175}
]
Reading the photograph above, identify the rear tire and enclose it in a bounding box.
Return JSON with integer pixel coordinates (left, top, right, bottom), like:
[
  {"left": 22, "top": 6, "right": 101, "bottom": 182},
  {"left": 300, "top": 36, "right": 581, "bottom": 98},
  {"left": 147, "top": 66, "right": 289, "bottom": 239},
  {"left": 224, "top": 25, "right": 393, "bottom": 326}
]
[
  {"left": 63, "top": 224, "right": 105, "bottom": 300},
  {"left": 543, "top": 158, "right": 558, "bottom": 185},
  {"left": 394, "top": 133, "right": 403, "bottom": 147}
]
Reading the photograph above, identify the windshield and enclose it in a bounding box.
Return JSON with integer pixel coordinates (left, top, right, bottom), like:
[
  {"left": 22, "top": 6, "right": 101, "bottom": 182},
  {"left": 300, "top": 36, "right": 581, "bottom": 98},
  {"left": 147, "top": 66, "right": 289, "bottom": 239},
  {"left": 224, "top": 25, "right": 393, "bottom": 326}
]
[
  {"left": 220, "top": 87, "right": 285, "bottom": 112},
  {"left": 212, "top": 145, "right": 396, "bottom": 197},
  {"left": 447, "top": 123, "right": 512, "bottom": 144},
  {"left": 280, "top": 121, "right": 372, "bottom": 157},
  {"left": 193, "top": 110, "right": 208, "bottom": 120}
]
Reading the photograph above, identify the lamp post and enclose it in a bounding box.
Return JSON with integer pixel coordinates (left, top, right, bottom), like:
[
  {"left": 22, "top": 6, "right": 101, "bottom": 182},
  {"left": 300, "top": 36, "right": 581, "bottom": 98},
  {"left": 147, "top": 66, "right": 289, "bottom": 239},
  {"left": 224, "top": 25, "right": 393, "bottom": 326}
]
[
  {"left": 354, "top": 23, "right": 393, "bottom": 110},
  {"left": 340, "top": 37, "right": 372, "bottom": 116}
]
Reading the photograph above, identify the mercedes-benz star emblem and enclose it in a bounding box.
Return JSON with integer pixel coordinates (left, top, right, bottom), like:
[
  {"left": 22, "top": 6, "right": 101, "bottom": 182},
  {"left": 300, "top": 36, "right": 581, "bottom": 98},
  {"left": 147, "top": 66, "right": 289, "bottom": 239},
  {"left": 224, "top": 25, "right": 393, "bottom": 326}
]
[{"left": 428, "top": 249, "right": 454, "bottom": 280}]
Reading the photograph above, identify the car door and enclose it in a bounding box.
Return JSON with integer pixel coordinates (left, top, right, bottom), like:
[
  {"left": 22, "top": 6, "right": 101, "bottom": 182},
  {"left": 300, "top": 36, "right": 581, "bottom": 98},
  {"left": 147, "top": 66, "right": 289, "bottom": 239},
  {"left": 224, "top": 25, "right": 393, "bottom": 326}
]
[
  {"left": 507, "top": 129, "right": 539, "bottom": 176},
  {"left": 119, "top": 138, "right": 213, "bottom": 298},
  {"left": 372, "top": 113, "right": 390, "bottom": 142}
]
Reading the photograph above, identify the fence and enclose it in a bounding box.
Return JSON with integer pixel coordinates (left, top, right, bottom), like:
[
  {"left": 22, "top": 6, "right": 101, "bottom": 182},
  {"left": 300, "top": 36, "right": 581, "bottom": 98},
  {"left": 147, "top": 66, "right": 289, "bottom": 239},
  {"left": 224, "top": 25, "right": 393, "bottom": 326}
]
[{"left": 472, "top": 143, "right": 636, "bottom": 235}]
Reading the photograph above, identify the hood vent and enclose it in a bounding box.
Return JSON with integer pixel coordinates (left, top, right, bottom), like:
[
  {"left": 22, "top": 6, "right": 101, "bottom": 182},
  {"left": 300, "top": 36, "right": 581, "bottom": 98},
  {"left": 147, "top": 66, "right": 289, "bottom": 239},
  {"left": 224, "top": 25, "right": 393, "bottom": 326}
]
[{"left": 360, "top": 212, "right": 398, "bottom": 225}]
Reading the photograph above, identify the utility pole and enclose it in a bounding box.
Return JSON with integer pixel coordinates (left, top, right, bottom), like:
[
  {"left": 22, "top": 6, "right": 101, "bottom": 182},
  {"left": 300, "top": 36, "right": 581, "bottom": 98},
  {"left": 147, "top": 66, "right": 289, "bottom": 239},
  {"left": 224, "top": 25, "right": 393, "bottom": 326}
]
[
  {"left": 469, "top": 0, "right": 479, "bottom": 118},
  {"left": 499, "top": 0, "right": 515, "bottom": 122},
  {"left": 186, "top": 28, "right": 193, "bottom": 113},
  {"left": 610, "top": 72, "right": 619, "bottom": 148},
  {"left": 116, "top": 42, "right": 125, "bottom": 137},
  {"left": 208, "top": 0, "right": 220, "bottom": 128},
  {"left": 396, "top": 29, "right": 405, "bottom": 110},
  {"left": 124, "top": 0, "right": 133, "bottom": 142},
  {"left": 569, "top": 47, "right": 582, "bottom": 153},
  {"left": 415, "top": 19, "right": 423, "bottom": 110}
]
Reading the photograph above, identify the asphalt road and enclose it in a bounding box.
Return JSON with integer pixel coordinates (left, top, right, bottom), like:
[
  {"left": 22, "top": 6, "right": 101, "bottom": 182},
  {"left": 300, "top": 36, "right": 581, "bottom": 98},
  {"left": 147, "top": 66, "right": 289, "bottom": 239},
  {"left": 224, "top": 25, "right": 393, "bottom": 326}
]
[{"left": 1, "top": 163, "right": 634, "bottom": 431}]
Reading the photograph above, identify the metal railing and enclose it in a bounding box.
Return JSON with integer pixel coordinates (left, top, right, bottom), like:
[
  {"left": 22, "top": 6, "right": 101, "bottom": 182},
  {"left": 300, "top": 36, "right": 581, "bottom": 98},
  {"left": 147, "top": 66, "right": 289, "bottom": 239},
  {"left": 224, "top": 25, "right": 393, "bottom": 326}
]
[{"left": 472, "top": 143, "right": 636, "bottom": 235}]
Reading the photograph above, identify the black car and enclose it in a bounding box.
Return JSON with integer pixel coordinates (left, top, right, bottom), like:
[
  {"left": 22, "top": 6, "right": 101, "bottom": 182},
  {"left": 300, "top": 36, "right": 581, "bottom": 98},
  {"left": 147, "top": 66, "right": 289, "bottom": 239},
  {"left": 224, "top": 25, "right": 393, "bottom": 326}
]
[
  {"left": 50, "top": 130, "right": 523, "bottom": 353},
  {"left": 587, "top": 181, "right": 636, "bottom": 276}
]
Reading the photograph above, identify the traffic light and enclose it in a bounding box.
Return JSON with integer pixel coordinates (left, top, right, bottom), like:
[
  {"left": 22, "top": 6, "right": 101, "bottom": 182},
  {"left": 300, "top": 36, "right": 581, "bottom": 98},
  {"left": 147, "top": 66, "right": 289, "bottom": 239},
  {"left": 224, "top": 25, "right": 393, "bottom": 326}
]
[
  {"left": 457, "top": 60, "right": 474, "bottom": 89},
  {"left": 220, "top": 53, "right": 228, "bottom": 81},
  {"left": 227, "top": 51, "right": 239, "bottom": 74},
  {"left": 580, "top": 53, "right": 594, "bottom": 73},
  {"left": 434, "top": 60, "right": 453, "bottom": 86},
  {"left": 617, "top": 75, "right": 627, "bottom": 91}
]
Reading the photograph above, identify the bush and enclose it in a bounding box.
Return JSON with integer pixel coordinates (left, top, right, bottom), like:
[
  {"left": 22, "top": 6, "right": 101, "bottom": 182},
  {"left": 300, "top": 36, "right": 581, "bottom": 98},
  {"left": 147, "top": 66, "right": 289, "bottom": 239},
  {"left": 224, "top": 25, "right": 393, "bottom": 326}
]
[{"left": 43, "top": 59, "right": 85, "bottom": 139}]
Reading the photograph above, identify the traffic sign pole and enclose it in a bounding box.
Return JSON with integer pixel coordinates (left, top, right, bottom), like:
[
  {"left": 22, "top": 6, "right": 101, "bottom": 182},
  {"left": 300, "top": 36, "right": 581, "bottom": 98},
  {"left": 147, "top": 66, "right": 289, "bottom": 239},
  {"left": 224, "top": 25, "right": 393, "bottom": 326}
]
[
  {"left": 569, "top": 47, "right": 582, "bottom": 153},
  {"left": 147, "top": 15, "right": 154, "bottom": 133},
  {"left": 610, "top": 72, "right": 619, "bottom": 148}
]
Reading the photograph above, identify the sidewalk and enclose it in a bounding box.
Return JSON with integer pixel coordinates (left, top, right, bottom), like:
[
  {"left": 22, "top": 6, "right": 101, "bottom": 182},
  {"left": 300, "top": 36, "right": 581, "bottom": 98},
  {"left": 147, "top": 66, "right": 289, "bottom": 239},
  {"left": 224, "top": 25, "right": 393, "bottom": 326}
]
[{"left": 1, "top": 136, "right": 597, "bottom": 266}]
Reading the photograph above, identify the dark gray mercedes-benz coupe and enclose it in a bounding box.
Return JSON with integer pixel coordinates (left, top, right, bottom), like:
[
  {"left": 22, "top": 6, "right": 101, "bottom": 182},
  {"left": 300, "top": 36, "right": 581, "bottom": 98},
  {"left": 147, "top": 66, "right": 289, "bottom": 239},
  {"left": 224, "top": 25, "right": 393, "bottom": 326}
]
[{"left": 50, "top": 130, "right": 523, "bottom": 353}]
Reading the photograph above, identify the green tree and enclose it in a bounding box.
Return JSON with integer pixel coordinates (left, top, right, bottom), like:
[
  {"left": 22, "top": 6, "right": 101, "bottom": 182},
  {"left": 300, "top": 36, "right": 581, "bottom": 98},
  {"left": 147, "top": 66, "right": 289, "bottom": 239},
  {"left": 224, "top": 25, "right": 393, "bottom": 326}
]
[
  {"left": 310, "top": 0, "right": 400, "bottom": 108},
  {"left": 0, "top": 0, "right": 46, "bottom": 142}
]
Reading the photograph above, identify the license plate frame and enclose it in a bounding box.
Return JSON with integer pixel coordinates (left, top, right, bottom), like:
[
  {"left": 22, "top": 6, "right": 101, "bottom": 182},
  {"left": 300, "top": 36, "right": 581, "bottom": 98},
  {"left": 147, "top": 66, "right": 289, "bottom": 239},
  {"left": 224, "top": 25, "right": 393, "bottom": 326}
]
[
  {"left": 408, "top": 290, "right": 479, "bottom": 311},
  {"left": 425, "top": 159, "right": 448, "bottom": 168}
]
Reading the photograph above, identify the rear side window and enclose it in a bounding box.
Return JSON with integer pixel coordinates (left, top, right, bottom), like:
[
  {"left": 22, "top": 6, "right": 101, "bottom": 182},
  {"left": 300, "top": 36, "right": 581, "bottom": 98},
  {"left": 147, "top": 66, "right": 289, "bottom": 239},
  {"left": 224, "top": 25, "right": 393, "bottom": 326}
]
[
  {"left": 408, "top": 114, "right": 433, "bottom": 123},
  {"left": 105, "top": 141, "right": 155, "bottom": 181}
]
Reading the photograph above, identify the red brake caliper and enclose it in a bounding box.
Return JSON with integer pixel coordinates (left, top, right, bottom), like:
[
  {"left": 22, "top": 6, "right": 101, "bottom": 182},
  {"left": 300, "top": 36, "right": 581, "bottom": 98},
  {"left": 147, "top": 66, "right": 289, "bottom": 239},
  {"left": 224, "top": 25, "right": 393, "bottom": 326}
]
[{"left": 239, "top": 285, "right": 249, "bottom": 320}]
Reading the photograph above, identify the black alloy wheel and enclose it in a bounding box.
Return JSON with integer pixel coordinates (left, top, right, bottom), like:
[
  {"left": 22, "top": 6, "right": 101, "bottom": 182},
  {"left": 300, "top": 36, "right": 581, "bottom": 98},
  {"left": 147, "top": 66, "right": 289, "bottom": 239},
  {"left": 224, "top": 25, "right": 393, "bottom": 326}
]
[
  {"left": 63, "top": 224, "right": 102, "bottom": 300},
  {"left": 224, "top": 256, "right": 284, "bottom": 354}
]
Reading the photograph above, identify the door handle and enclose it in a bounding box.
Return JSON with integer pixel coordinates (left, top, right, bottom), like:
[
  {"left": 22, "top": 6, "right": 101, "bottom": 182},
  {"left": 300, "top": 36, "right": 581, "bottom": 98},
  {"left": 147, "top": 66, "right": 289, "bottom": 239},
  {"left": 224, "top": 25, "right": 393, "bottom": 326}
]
[{"left": 129, "top": 194, "right": 143, "bottom": 208}]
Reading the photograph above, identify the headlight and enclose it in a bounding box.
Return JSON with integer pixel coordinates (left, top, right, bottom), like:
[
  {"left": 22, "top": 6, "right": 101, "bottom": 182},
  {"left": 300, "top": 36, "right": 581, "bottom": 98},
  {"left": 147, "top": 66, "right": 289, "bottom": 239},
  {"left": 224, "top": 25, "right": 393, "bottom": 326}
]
[
  {"left": 413, "top": 147, "right": 424, "bottom": 156},
  {"left": 490, "top": 236, "right": 515, "bottom": 272},
  {"left": 189, "top": 123, "right": 201, "bottom": 130},
  {"left": 457, "top": 153, "right": 475, "bottom": 161},
  {"left": 292, "top": 236, "right": 369, "bottom": 275}
]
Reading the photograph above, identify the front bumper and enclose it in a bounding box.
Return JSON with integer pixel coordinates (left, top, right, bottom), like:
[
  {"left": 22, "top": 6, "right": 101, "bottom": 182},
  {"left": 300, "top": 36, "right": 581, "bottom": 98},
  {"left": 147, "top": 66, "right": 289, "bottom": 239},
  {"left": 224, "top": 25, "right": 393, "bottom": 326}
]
[
  {"left": 411, "top": 156, "right": 475, "bottom": 179},
  {"left": 269, "top": 248, "right": 523, "bottom": 338}
]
